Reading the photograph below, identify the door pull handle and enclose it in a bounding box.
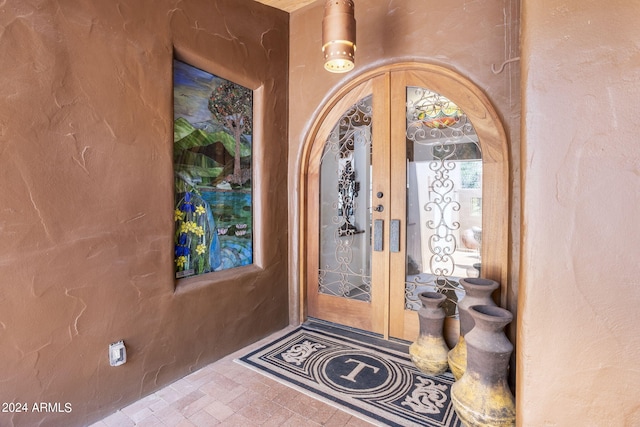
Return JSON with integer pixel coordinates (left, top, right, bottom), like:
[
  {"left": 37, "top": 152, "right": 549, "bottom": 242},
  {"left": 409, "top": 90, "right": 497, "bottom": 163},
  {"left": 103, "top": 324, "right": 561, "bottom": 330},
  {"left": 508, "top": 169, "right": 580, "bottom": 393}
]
[
  {"left": 390, "top": 219, "right": 400, "bottom": 253},
  {"left": 374, "top": 219, "right": 384, "bottom": 251}
]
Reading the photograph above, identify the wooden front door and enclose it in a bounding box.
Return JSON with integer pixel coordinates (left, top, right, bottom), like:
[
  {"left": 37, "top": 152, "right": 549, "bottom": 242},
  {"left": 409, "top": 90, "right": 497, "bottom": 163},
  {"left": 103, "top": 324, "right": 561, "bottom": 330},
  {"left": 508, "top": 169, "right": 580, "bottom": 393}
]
[
  {"left": 304, "top": 65, "right": 508, "bottom": 342},
  {"left": 305, "top": 75, "right": 390, "bottom": 335}
]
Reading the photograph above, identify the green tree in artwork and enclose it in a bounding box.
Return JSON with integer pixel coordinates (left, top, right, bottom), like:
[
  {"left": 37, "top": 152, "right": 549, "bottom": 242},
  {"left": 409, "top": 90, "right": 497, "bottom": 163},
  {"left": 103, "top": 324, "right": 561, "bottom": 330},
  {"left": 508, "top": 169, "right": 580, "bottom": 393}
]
[{"left": 208, "top": 81, "right": 252, "bottom": 185}]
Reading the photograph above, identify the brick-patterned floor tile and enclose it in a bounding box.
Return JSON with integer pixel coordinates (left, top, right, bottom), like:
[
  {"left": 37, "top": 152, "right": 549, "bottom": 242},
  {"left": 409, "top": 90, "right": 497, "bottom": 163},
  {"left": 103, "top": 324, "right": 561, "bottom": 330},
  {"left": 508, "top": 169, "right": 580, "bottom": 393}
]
[{"left": 90, "top": 326, "right": 368, "bottom": 427}]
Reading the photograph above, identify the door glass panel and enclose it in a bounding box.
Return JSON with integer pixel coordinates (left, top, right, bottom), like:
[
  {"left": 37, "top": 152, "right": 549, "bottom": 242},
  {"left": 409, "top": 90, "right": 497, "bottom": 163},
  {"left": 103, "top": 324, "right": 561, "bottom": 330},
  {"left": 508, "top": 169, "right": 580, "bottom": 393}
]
[
  {"left": 404, "top": 87, "right": 482, "bottom": 315},
  {"left": 318, "top": 96, "right": 373, "bottom": 302}
]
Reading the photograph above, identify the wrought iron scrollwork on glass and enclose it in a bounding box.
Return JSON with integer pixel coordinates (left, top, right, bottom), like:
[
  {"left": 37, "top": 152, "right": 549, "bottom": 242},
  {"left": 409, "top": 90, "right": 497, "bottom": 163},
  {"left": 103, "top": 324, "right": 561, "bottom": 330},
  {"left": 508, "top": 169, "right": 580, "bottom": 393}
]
[
  {"left": 318, "top": 96, "right": 373, "bottom": 302},
  {"left": 337, "top": 160, "right": 360, "bottom": 236},
  {"left": 404, "top": 87, "right": 482, "bottom": 315}
]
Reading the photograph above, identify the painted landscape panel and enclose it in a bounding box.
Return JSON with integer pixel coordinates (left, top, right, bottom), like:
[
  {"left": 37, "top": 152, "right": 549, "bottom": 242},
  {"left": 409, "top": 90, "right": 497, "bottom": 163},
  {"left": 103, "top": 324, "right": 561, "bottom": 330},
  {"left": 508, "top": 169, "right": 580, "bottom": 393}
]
[{"left": 173, "top": 59, "right": 253, "bottom": 279}]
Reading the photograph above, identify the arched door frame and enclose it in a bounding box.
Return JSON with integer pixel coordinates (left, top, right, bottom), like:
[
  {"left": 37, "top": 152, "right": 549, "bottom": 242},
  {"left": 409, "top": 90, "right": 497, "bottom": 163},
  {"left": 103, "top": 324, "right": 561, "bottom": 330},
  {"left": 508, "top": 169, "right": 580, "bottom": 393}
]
[{"left": 298, "top": 62, "right": 510, "bottom": 328}]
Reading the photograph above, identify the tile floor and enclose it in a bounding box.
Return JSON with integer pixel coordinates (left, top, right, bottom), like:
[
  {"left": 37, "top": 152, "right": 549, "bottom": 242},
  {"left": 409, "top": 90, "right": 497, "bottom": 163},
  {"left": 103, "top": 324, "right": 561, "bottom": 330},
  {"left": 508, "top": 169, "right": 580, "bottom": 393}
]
[{"left": 89, "top": 326, "right": 375, "bottom": 427}]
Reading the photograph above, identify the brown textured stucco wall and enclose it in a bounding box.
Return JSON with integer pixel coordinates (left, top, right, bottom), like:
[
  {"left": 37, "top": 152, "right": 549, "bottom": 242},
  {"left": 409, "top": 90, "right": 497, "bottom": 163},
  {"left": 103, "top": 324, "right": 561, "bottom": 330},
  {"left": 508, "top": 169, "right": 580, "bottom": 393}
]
[
  {"left": 519, "top": 1, "right": 640, "bottom": 425},
  {"left": 288, "top": 0, "right": 521, "bottom": 361},
  {"left": 0, "top": 1, "right": 289, "bottom": 426}
]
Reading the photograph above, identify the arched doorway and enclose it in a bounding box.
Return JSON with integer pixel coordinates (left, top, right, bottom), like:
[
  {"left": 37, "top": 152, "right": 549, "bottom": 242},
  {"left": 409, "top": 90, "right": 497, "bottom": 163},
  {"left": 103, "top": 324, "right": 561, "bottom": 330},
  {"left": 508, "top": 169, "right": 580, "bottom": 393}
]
[{"left": 300, "top": 63, "right": 509, "bottom": 342}]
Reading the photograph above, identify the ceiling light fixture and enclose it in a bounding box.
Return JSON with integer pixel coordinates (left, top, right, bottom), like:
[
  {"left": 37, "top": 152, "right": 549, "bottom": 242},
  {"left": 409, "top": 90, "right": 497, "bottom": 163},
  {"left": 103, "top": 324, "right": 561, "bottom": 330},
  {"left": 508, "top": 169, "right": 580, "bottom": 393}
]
[{"left": 322, "top": 0, "right": 356, "bottom": 73}]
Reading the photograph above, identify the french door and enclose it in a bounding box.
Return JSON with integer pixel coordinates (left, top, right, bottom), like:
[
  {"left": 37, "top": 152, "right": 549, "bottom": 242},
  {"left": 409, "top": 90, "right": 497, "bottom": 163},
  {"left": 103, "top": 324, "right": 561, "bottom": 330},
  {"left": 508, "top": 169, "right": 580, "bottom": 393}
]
[
  {"left": 306, "top": 75, "right": 390, "bottom": 335},
  {"left": 305, "top": 66, "right": 507, "bottom": 342}
]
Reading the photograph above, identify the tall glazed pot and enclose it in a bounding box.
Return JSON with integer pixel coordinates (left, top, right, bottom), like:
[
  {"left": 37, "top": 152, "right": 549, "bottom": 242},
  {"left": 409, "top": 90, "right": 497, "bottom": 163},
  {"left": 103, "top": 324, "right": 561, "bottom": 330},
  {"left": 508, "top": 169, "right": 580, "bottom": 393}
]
[
  {"left": 451, "top": 304, "right": 515, "bottom": 427},
  {"left": 448, "top": 278, "right": 499, "bottom": 380}
]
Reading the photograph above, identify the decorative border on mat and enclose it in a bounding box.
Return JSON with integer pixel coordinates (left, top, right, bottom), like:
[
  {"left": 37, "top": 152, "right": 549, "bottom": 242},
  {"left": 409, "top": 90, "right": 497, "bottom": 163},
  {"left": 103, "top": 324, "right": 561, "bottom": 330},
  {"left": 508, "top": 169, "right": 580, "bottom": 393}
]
[{"left": 236, "top": 323, "right": 461, "bottom": 427}]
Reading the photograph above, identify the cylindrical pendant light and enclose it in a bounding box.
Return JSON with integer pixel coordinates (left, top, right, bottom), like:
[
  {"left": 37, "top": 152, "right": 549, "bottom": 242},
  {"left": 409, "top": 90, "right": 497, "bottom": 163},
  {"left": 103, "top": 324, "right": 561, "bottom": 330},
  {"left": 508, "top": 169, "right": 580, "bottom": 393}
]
[{"left": 322, "top": 0, "right": 356, "bottom": 73}]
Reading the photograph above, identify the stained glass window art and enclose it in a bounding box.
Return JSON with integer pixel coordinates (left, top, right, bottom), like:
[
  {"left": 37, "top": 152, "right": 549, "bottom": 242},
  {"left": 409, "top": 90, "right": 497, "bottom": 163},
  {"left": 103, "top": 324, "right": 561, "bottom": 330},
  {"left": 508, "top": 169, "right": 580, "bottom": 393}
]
[{"left": 173, "top": 59, "right": 253, "bottom": 279}]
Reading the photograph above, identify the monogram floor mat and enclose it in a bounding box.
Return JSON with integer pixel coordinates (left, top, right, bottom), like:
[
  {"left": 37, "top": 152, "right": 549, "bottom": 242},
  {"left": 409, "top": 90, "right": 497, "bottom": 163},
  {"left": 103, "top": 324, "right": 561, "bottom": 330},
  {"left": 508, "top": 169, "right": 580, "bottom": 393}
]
[{"left": 235, "top": 321, "right": 461, "bottom": 427}]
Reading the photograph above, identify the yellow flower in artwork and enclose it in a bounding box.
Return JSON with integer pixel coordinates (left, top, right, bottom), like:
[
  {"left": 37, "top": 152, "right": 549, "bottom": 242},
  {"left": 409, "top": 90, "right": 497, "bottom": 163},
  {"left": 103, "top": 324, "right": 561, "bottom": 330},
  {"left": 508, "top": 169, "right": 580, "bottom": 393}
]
[
  {"left": 195, "top": 205, "right": 206, "bottom": 215},
  {"left": 175, "top": 256, "right": 187, "bottom": 268},
  {"left": 180, "top": 221, "right": 199, "bottom": 234},
  {"left": 196, "top": 244, "right": 206, "bottom": 255},
  {"left": 174, "top": 209, "right": 185, "bottom": 221},
  {"left": 178, "top": 221, "right": 206, "bottom": 238}
]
